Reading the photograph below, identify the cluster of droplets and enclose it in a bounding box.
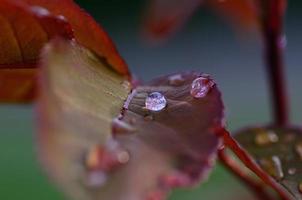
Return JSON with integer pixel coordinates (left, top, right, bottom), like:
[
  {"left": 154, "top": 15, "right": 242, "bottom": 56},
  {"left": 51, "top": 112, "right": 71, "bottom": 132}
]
[
  {"left": 83, "top": 140, "right": 130, "bottom": 188},
  {"left": 144, "top": 74, "right": 215, "bottom": 112},
  {"left": 253, "top": 129, "right": 302, "bottom": 193}
]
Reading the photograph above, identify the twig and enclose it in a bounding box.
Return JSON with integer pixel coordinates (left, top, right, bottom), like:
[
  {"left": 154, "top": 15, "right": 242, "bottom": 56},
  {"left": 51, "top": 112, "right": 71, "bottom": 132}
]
[
  {"left": 218, "top": 148, "right": 274, "bottom": 200},
  {"left": 260, "top": 0, "right": 289, "bottom": 126}
]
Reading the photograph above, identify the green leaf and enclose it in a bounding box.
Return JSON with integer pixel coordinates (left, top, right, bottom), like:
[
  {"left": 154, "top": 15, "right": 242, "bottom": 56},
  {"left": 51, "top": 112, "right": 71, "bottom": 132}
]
[{"left": 235, "top": 126, "right": 302, "bottom": 199}]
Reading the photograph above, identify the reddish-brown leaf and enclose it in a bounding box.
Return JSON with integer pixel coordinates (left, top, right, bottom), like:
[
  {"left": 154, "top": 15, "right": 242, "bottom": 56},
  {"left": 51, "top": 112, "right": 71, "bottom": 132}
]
[
  {"left": 37, "top": 38, "right": 225, "bottom": 200},
  {"left": 20, "top": 0, "right": 129, "bottom": 76},
  {"left": 0, "top": 69, "right": 35, "bottom": 102},
  {"left": 0, "top": 0, "right": 74, "bottom": 102},
  {"left": 0, "top": 0, "right": 130, "bottom": 102},
  {"left": 143, "top": 0, "right": 259, "bottom": 40}
]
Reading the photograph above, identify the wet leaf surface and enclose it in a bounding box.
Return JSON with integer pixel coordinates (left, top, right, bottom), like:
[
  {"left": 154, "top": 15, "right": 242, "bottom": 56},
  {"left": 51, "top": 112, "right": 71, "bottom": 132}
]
[
  {"left": 235, "top": 126, "right": 302, "bottom": 200},
  {"left": 37, "top": 38, "right": 130, "bottom": 200},
  {"left": 37, "top": 38, "right": 225, "bottom": 200}
]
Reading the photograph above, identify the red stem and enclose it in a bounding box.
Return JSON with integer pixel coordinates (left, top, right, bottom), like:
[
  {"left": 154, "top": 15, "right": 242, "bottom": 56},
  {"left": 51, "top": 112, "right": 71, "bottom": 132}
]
[
  {"left": 261, "top": 0, "right": 288, "bottom": 126},
  {"left": 216, "top": 128, "right": 291, "bottom": 200},
  {"left": 218, "top": 148, "right": 274, "bottom": 200}
]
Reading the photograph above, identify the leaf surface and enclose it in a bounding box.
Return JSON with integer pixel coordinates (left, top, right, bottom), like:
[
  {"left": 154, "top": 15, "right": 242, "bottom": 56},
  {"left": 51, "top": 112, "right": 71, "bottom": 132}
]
[
  {"left": 235, "top": 126, "right": 302, "bottom": 199},
  {"left": 37, "top": 38, "right": 130, "bottom": 200},
  {"left": 37, "top": 39, "right": 225, "bottom": 200}
]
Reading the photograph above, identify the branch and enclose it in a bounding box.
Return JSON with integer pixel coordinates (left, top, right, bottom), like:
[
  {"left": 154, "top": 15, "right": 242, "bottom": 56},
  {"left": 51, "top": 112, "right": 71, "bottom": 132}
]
[{"left": 218, "top": 148, "right": 274, "bottom": 200}]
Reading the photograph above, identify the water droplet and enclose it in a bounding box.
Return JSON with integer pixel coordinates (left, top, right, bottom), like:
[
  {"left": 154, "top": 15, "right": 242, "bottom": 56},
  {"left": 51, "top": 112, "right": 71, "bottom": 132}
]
[
  {"left": 255, "top": 130, "right": 279, "bottom": 146},
  {"left": 168, "top": 74, "right": 184, "bottom": 86},
  {"left": 288, "top": 168, "right": 296, "bottom": 175},
  {"left": 190, "top": 76, "right": 215, "bottom": 98},
  {"left": 145, "top": 92, "right": 167, "bottom": 111},
  {"left": 299, "top": 182, "right": 302, "bottom": 193},
  {"left": 30, "top": 6, "right": 50, "bottom": 17},
  {"left": 112, "top": 118, "right": 136, "bottom": 135},
  {"left": 295, "top": 142, "right": 302, "bottom": 159},
  {"left": 259, "top": 156, "right": 284, "bottom": 180},
  {"left": 117, "top": 151, "right": 130, "bottom": 164},
  {"left": 56, "top": 15, "right": 67, "bottom": 21},
  {"left": 85, "top": 170, "right": 108, "bottom": 188}
]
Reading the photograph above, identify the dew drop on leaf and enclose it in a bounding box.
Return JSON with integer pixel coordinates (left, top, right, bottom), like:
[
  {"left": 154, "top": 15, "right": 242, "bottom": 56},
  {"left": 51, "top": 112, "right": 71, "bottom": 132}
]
[
  {"left": 288, "top": 168, "right": 297, "bottom": 175},
  {"left": 254, "top": 130, "right": 279, "bottom": 146},
  {"left": 30, "top": 5, "right": 50, "bottom": 17},
  {"left": 145, "top": 92, "right": 167, "bottom": 111},
  {"left": 259, "top": 156, "right": 284, "bottom": 180},
  {"left": 190, "top": 76, "right": 215, "bottom": 98},
  {"left": 168, "top": 74, "right": 184, "bottom": 86}
]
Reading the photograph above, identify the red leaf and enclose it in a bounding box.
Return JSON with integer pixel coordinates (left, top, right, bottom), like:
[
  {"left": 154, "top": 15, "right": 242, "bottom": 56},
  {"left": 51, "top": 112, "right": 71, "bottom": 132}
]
[
  {"left": 36, "top": 38, "right": 225, "bottom": 199},
  {"left": 20, "top": 0, "right": 129, "bottom": 76},
  {"left": 0, "top": 0, "right": 130, "bottom": 102},
  {"left": 143, "top": 0, "right": 259, "bottom": 41},
  {"left": 0, "top": 0, "right": 74, "bottom": 102}
]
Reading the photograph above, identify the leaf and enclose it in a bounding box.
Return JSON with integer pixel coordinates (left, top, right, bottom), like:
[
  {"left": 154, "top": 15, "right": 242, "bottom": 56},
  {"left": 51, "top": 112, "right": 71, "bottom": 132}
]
[
  {"left": 37, "top": 38, "right": 130, "bottom": 200},
  {"left": 21, "top": 0, "right": 129, "bottom": 76},
  {"left": 235, "top": 126, "right": 302, "bottom": 199},
  {"left": 37, "top": 38, "right": 225, "bottom": 200},
  {"left": 0, "top": 69, "right": 35, "bottom": 102},
  {"left": 0, "top": 0, "right": 129, "bottom": 102},
  {"left": 0, "top": 0, "right": 73, "bottom": 102},
  {"left": 206, "top": 0, "right": 258, "bottom": 31},
  {"left": 143, "top": 0, "right": 259, "bottom": 40},
  {"left": 143, "top": 0, "right": 203, "bottom": 40}
]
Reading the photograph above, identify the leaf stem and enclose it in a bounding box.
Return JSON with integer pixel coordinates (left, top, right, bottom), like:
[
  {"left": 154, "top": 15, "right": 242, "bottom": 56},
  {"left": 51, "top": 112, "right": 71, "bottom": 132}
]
[
  {"left": 218, "top": 148, "right": 274, "bottom": 200},
  {"left": 261, "top": 0, "right": 288, "bottom": 126}
]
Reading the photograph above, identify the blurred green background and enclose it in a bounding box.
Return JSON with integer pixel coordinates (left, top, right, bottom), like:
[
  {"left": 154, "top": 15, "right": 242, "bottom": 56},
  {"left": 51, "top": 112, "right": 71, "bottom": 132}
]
[{"left": 1, "top": 0, "right": 302, "bottom": 199}]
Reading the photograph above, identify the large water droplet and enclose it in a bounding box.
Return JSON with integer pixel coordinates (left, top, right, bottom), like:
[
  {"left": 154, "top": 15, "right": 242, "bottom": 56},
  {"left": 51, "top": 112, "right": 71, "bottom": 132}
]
[
  {"left": 259, "top": 156, "right": 284, "bottom": 180},
  {"left": 255, "top": 130, "right": 279, "bottom": 146},
  {"left": 295, "top": 142, "right": 302, "bottom": 159},
  {"left": 168, "top": 74, "right": 184, "bottom": 86},
  {"left": 145, "top": 92, "right": 167, "bottom": 111},
  {"left": 190, "top": 76, "right": 215, "bottom": 98}
]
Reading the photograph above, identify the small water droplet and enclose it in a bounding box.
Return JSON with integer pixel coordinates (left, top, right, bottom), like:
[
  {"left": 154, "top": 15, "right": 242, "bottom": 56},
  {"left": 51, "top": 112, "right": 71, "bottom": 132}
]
[
  {"left": 30, "top": 6, "right": 50, "bottom": 17},
  {"left": 255, "top": 130, "right": 279, "bottom": 146},
  {"left": 168, "top": 74, "right": 184, "bottom": 86},
  {"left": 288, "top": 168, "right": 297, "bottom": 175},
  {"left": 190, "top": 76, "right": 215, "bottom": 98},
  {"left": 117, "top": 151, "right": 130, "bottom": 164},
  {"left": 259, "top": 156, "right": 284, "bottom": 180},
  {"left": 56, "top": 15, "right": 67, "bottom": 21},
  {"left": 145, "top": 92, "right": 167, "bottom": 111},
  {"left": 295, "top": 142, "right": 302, "bottom": 159},
  {"left": 112, "top": 118, "right": 136, "bottom": 135},
  {"left": 299, "top": 182, "right": 302, "bottom": 193},
  {"left": 85, "top": 170, "right": 108, "bottom": 188}
]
